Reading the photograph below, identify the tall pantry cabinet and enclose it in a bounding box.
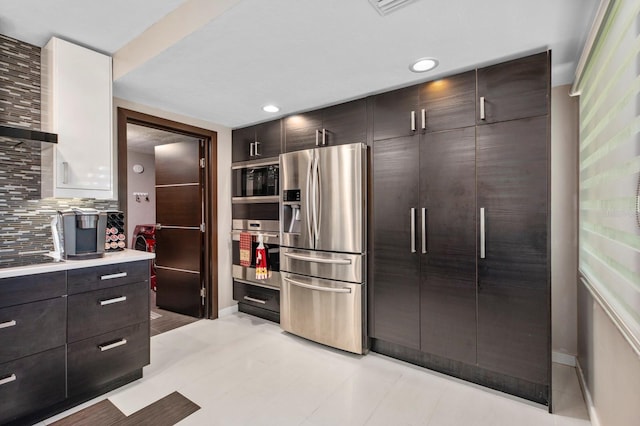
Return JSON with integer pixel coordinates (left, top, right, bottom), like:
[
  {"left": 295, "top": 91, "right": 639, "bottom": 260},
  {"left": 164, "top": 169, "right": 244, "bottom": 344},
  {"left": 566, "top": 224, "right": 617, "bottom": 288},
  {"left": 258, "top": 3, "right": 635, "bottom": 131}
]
[{"left": 370, "top": 51, "right": 550, "bottom": 405}]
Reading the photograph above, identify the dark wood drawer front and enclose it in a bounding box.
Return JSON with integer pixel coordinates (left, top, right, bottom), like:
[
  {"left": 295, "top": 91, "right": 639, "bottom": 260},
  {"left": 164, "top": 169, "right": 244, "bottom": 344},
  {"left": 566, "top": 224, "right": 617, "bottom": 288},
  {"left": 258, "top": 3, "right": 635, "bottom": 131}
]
[
  {"left": 233, "top": 281, "right": 279, "bottom": 313},
  {"left": 68, "top": 281, "right": 149, "bottom": 343},
  {"left": 67, "top": 323, "right": 150, "bottom": 397},
  {"left": 0, "top": 346, "right": 66, "bottom": 424},
  {"left": 0, "top": 297, "right": 66, "bottom": 364},
  {"left": 67, "top": 261, "right": 149, "bottom": 295},
  {"left": 0, "top": 272, "right": 66, "bottom": 309}
]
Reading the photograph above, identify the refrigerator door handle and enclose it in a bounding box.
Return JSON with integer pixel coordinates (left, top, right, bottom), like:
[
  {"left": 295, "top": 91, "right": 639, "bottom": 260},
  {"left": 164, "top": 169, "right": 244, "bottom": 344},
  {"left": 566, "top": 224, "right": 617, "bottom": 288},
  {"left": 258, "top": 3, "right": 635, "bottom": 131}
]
[
  {"left": 305, "top": 156, "right": 313, "bottom": 243},
  {"left": 311, "top": 154, "right": 320, "bottom": 245},
  {"left": 284, "top": 277, "right": 352, "bottom": 293}
]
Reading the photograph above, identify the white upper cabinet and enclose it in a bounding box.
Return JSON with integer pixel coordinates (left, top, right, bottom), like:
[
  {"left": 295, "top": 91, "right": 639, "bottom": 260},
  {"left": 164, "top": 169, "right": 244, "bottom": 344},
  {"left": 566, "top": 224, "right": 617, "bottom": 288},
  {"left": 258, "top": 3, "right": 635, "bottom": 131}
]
[{"left": 41, "top": 37, "right": 114, "bottom": 199}]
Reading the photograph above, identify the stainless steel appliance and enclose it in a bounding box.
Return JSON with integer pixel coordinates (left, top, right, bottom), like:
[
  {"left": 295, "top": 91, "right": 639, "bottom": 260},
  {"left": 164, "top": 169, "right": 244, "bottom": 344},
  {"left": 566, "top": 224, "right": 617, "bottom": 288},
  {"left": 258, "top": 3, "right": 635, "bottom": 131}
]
[
  {"left": 231, "top": 219, "right": 281, "bottom": 290},
  {"left": 57, "top": 208, "right": 107, "bottom": 259},
  {"left": 280, "top": 142, "right": 367, "bottom": 354},
  {"left": 232, "top": 158, "right": 279, "bottom": 202}
]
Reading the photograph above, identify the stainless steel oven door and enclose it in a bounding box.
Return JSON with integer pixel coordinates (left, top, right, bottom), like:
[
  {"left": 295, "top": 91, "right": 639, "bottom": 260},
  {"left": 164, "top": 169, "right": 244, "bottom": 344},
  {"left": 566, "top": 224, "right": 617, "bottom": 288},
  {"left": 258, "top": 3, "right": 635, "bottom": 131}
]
[
  {"left": 281, "top": 272, "right": 365, "bottom": 354},
  {"left": 231, "top": 220, "right": 281, "bottom": 289}
]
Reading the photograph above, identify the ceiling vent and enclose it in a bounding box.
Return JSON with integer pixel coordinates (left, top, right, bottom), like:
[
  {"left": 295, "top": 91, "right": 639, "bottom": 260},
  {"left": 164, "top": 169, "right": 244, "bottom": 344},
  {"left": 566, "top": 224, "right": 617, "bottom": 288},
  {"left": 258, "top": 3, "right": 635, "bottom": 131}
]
[{"left": 369, "top": 0, "right": 420, "bottom": 16}]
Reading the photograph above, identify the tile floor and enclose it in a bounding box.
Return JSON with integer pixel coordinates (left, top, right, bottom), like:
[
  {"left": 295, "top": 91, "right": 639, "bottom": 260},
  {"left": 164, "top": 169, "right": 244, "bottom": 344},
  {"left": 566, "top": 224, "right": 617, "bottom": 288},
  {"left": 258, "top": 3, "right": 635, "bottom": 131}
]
[{"left": 40, "top": 313, "right": 590, "bottom": 426}]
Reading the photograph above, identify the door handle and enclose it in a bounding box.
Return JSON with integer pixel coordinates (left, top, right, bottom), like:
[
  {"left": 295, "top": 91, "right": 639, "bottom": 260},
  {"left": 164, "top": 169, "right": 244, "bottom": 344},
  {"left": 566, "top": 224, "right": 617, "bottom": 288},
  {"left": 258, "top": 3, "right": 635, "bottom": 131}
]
[
  {"left": 421, "top": 109, "right": 426, "bottom": 130},
  {"left": 421, "top": 208, "right": 427, "bottom": 254},
  {"left": 284, "top": 277, "right": 351, "bottom": 293},
  {"left": 305, "top": 157, "right": 313, "bottom": 243},
  {"left": 480, "top": 207, "right": 486, "bottom": 259},
  {"left": 284, "top": 252, "right": 351, "bottom": 264},
  {"left": 244, "top": 296, "right": 267, "bottom": 305},
  {"left": 480, "top": 97, "right": 486, "bottom": 120},
  {"left": 100, "top": 272, "right": 127, "bottom": 280},
  {"left": 411, "top": 208, "right": 416, "bottom": 253},
  {"left": 98, "top": 339, "right": 127, "bottom": 352},
  {"left": 99, "top": 296, "right": 127, "bottom": 306},
  {"left": 410, "top": 111, "right": 416, "bottom": 131}
]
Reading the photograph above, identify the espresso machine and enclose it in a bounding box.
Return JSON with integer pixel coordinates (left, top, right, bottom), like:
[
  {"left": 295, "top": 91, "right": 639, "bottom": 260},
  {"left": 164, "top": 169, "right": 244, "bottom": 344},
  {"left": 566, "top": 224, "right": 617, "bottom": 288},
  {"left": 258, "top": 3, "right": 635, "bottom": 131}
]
[{"left": 57, "top": 208, "right": 107, "bottom": 259}]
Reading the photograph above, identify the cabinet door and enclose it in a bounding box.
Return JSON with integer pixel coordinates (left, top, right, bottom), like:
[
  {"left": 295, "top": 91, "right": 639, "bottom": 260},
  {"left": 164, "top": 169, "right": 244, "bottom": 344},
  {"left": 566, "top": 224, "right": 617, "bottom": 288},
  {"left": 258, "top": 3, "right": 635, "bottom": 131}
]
[
  {"left": 420, "top": 71, "right": 476, "bottom": 132},
  {"left": 420, "top": 127, "right": 477, "bottom": 364},
  {"left": 284, "top": 110, "right": 323, "bottom": 152},
  {"left": 476, "top": 117, "right": 549, "bottom": 386},
  {"left": 321, "top": 99, "right": 367, "bottom": 147},
  {"left": 373, "top": 85, "right": 420, "bottom": 141},
  {"left": 232, "top": 126, "right": 256, "bottom": 162},
  {"left": 477, "top": 51, "right": 549, "bottom": 124},
  {"left": 254, "top": 119, "right": 282, "bottom": 158},
  {"left": 371, "top": 135, "right": 421, "bottom": 349}
]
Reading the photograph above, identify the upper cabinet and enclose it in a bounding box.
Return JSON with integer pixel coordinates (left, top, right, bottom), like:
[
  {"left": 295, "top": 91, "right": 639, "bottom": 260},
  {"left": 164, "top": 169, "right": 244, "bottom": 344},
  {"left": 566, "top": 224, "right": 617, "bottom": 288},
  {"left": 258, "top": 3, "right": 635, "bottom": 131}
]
[
  {"left": 41, "top": 37, "right": 113, "bottom": 199},
  {"left": 232, "top": 119, "right": 282, "bottom": 163},
  {"left": 476, "top": 51, "right": 550, "bottom": 124},
  {"left": 373, "top": 71, "right": 476, "bottom": 141},
  {"left": 284, "top": 99, "right": 366, "bottom": 152}
]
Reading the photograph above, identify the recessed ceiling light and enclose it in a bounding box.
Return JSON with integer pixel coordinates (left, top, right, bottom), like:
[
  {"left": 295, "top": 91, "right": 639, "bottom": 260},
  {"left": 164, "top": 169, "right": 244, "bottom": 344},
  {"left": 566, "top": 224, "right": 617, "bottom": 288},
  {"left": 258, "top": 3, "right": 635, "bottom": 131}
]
[
  {"left": 409, "top": 58, "right": 439, "bottom": 73},
  {"left": 263, "top": 104, "right": 279, "bottom": 113}
]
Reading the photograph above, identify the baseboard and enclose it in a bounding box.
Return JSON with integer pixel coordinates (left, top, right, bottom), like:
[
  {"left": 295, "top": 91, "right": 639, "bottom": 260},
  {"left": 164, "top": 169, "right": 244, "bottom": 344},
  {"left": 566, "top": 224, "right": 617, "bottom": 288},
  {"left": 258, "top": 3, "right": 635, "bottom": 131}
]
[
  {"left": 576, "top": 359, "right": 601, "bottom": 426},
  {"left": 218, "top": 303, "right": 238, "bottom": 318},
  {"left": 552, "top": 351, "right": 576, "bottom": 367}
]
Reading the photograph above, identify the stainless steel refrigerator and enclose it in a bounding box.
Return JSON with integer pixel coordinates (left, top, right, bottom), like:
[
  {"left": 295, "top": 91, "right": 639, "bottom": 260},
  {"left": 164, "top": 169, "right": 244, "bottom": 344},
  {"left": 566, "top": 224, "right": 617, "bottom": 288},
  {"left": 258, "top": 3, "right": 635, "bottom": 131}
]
[{"left": 280, "top": 142, "right": 367, "bottom": 354}]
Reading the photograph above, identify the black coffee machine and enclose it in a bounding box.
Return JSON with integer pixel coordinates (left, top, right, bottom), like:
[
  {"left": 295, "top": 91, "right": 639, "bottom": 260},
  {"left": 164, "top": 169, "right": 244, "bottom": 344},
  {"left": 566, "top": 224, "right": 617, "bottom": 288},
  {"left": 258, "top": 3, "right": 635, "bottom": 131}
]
[{"left": 57, "top": 208, "right": 107, "bottom": 259}]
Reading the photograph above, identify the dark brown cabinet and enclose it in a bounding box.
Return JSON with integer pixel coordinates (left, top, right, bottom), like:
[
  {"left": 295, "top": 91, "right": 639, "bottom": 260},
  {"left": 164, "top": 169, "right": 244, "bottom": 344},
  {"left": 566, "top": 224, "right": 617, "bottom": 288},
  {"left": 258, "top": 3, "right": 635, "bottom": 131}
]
[
  {"left": 371, "top": 135, "right": 421, "bottom": 349},
  {"left": 476, "top": 116, "right": 549, "bottom": 387},
  {"left": 232, "top": 119, "right": 282, "bottom": 162},
  {"left": 284, "top": 99, "right": 366, "bottom": 152},
  {"left": 477, "top": 51, "right": 549, "bottom": 124},
  {"left": 373, "top": 71, "right": 476, "bottom": 141}
]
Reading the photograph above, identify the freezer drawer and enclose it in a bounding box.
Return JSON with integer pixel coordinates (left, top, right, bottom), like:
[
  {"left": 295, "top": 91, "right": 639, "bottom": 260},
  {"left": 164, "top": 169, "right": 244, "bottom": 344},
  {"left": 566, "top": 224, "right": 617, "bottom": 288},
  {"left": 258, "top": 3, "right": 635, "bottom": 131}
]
[
  {"left": 280, "top": 247, "right": 364, "bottom": 284},
  {"left": 281, "top": 272, "right": 365, "bottom": 354}
]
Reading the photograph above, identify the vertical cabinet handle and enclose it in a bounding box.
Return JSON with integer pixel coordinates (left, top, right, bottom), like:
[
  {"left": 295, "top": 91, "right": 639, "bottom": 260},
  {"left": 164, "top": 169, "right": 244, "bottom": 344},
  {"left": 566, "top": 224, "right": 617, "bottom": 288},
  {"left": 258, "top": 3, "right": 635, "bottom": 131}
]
[
  {"left": 410, "top": 208, "right": 416, "bottom": 253},
  {"left": 480, "top": 207, "right": 486, "bottom": 259},
  {"left": 322, "top": 128, "right": 326, "bottom": 146},
  {"left": 0, "top": 320, "right": 17, "bottom": 329},
  {"left": 0, "top": 374, "right": 17, "bottom": 386},
  {"left": 421, "top": 109, "right": 426, "bottom": 130},
  {"left": 315, "top": 129, "right": 320, "bottom": 146},
  {"left": 421, "top": 208, "right": 427, "bottom": 254},
  {"left": 254, "top": 141, "right": 260, "bottom": 156},
  {"left": 249, "top": 142, "right": 254, "bottom": 157},
  {"left": 480, "top": 96, "right": 486, "bottom": 120},
  {"left": 410, "top": 111, "right": 416, "bottom": 131}
]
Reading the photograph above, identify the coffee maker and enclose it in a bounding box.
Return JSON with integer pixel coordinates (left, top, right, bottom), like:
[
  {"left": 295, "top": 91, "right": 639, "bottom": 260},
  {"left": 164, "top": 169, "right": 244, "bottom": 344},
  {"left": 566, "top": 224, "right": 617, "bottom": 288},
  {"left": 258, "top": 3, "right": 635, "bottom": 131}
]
[{"left": 57, "top": 208, "right": 107, "bottom": 259}]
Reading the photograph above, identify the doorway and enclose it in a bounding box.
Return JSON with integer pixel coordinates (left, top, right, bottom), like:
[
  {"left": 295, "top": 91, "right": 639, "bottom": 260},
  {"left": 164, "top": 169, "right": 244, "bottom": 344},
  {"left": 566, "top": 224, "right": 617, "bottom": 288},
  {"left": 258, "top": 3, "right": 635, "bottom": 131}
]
[{"left": 117, "top": 108, "right": 218, "bottom": 320}]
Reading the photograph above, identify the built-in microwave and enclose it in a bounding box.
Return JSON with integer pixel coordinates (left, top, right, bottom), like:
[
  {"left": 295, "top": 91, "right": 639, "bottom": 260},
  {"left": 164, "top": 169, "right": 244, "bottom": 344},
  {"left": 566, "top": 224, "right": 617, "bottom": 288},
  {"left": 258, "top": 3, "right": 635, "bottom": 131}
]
[{"left": 232, "top": 158, "right": 279, "bottom": 202}]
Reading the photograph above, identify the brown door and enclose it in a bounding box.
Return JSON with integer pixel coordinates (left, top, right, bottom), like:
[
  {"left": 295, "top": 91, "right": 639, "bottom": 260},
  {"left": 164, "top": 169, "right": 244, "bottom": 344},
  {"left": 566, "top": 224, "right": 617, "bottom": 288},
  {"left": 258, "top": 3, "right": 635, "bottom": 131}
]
[{"left": 154, "top": 139, "right": 205, "bottom": 317}]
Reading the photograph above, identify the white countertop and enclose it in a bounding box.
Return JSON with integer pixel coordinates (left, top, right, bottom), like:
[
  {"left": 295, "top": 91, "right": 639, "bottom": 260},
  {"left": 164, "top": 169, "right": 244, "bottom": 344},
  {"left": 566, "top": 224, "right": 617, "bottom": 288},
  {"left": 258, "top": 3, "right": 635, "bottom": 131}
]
[{"left": 0, "top": 249, "right": 155, "bottom": 279}]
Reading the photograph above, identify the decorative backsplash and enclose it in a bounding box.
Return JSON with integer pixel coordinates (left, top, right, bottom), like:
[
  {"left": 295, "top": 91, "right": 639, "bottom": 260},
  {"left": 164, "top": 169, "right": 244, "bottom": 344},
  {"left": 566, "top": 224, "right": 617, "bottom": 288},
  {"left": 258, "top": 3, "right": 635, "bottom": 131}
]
[{"left": 0, "top": 34, "right": 118, "bottom": 256}]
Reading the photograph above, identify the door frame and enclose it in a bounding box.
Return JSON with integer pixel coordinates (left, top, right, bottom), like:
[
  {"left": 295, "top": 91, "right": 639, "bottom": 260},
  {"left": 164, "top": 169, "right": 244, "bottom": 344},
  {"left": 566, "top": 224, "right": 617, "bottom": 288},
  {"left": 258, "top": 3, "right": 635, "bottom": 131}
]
[{"left": 117, "top": 107, "right": 219, "bottom": 319}]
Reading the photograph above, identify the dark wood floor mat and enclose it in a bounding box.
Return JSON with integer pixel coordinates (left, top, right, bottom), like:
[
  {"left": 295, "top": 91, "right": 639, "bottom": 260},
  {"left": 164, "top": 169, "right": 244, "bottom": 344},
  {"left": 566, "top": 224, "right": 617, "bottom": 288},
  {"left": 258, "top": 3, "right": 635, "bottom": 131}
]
[{"left": 49, "top": 392, "right": 200, "bottom": 426}]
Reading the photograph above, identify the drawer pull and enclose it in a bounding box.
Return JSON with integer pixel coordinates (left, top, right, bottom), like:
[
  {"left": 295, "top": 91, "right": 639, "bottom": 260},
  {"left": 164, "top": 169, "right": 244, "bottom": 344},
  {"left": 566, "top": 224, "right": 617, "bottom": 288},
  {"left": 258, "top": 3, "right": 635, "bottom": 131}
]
[
  {"left": 0, "top": 374, "right": 17, "bottom": 386},
  {"left": 243, "top": 296, "right": 267, "bottom": 305},
  {"left": 0, "top": 320, "right": 17, "bottom": 329},
  {"left": 100, "top": 296, "right": 127, "bottom": 306},
  {"left": 99, "top": 339, "right": 127, "bottom": 352},
  {"left": 101, "top": 272, "right": 128, "bottom": 280}
]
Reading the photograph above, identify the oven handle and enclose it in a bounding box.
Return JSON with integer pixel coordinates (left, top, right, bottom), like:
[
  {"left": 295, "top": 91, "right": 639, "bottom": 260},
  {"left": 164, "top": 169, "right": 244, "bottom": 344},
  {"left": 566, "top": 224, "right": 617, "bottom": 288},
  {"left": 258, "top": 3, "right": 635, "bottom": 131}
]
[
  {"left": 284, "top": 277, "right": 351, "bottom": 293},
  {"left": 230, "top": 230, "right": 279, "bottom": 238},
  {"left": 283, "top": 252, "right": 351, "bottom": 265}
]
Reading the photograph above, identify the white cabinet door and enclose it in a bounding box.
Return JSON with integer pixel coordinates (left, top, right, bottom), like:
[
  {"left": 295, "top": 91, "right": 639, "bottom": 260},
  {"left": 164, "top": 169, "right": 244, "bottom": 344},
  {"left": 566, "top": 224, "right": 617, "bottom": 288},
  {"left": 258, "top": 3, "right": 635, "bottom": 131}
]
[{"left": 42, "top": 37, "right": 113, "bottom": 199}]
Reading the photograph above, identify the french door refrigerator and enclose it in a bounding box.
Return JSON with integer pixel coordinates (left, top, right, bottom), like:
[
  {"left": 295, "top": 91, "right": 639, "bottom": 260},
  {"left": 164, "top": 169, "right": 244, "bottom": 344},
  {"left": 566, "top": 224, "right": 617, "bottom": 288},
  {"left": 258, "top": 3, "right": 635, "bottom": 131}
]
[{"left": 280, "top": 142, "right": 367, "bottom": 354}]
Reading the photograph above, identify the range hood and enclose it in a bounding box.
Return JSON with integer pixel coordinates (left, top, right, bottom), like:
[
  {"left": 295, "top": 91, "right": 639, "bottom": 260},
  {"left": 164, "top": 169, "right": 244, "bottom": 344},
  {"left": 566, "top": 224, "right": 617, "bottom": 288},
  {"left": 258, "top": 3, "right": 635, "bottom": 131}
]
[{"left": 0, "top": 124, "right": 58, "bottom": 143}]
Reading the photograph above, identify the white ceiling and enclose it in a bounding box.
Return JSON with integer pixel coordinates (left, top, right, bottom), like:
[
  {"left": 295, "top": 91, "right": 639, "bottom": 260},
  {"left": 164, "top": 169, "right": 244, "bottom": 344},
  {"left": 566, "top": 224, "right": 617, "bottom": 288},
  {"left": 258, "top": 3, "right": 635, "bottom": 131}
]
[{"left": 0, "top": 0, "right": 600, "bottom": 129}]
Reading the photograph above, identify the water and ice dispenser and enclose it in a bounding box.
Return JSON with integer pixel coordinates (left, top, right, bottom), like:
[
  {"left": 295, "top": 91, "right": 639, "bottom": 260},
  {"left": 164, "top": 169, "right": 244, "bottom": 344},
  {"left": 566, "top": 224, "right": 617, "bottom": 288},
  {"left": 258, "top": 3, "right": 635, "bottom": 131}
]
[{"left": 282, "top": 189, "right": 302, "bottom": 234}]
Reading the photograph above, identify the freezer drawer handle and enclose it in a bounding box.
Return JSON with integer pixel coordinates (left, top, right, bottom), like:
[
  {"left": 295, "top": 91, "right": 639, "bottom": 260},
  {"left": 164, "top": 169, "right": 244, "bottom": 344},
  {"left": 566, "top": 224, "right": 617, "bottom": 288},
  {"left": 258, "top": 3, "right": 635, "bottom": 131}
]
[
  {"left": 99, "top": 339, "right": 127, "bottom": 352},
  {"left": 284, "top": 277, "right": 351, "bottom": 293},
  {"left": 0, "top": 374, "right": 17, "bottom": 386},
  {"left": 284, "top": 252, "right": 351, "bottom": 265},
  {"left": 243, "top": 296, "right": 267, "bottom": 305},
  {"left": 101, "top": 272, "right": 127, "bottom": 280},
  {"left": 100, "top": 296, "right": 127, "bottom": 306},
  {"left": 0, "top": 320, "right": 17, "bottom": 329}
]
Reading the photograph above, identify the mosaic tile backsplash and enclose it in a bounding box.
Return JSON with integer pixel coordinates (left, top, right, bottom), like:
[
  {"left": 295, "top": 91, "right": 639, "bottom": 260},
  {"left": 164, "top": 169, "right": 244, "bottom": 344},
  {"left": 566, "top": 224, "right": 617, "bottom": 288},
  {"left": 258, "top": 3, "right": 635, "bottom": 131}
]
[{"left": 0, "top": 34, "right": 118, "bottom": 256}]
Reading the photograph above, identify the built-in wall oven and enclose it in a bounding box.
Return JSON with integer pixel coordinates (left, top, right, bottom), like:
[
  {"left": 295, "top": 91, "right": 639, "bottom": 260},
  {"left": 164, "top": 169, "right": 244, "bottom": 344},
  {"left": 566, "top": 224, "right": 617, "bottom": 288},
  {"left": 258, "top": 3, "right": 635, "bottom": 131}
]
[{"left": 231, "top": 157, "right": 281, "bottom": 322}]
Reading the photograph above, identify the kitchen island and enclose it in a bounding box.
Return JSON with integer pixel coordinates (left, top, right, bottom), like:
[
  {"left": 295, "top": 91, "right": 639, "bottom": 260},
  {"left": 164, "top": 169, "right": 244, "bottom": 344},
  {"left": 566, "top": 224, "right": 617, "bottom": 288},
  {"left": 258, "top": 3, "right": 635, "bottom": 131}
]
[{"left": 0, "top": 249, "right": 154, "bottom": 425}]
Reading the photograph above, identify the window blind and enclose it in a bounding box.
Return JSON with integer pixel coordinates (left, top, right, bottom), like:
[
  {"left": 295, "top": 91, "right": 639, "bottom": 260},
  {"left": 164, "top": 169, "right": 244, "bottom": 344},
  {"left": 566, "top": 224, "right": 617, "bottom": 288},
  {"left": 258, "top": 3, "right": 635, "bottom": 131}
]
[{"left": 577, "top": 0, "right": 640, "bottom": 355}]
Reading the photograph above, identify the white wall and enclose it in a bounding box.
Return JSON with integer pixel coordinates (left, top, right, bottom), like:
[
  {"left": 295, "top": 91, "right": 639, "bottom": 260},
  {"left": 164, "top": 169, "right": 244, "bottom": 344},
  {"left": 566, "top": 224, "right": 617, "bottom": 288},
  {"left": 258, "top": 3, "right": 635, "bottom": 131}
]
[
  {"left": 126, "top": 150, "right": 156, "bottom": 244},
  {"left": 113, "top": 97, "right": 234, "bottom": 315},
  {"left": 550, "top": 85, "right": 579, "bottom": 361}
]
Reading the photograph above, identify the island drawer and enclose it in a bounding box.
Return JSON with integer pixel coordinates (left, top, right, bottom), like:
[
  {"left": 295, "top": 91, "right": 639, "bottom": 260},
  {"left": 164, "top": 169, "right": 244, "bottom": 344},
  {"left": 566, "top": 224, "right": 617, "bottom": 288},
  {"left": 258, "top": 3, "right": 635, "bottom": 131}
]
[
  {"left": 67, "top": 260, "right": 149, "bottom": 294},
  {"left": 0, "top": 272, "right": 66, "bottom": 309},
  {"left": 67, "top": 281, "right": 149, "bottom": 343}
]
